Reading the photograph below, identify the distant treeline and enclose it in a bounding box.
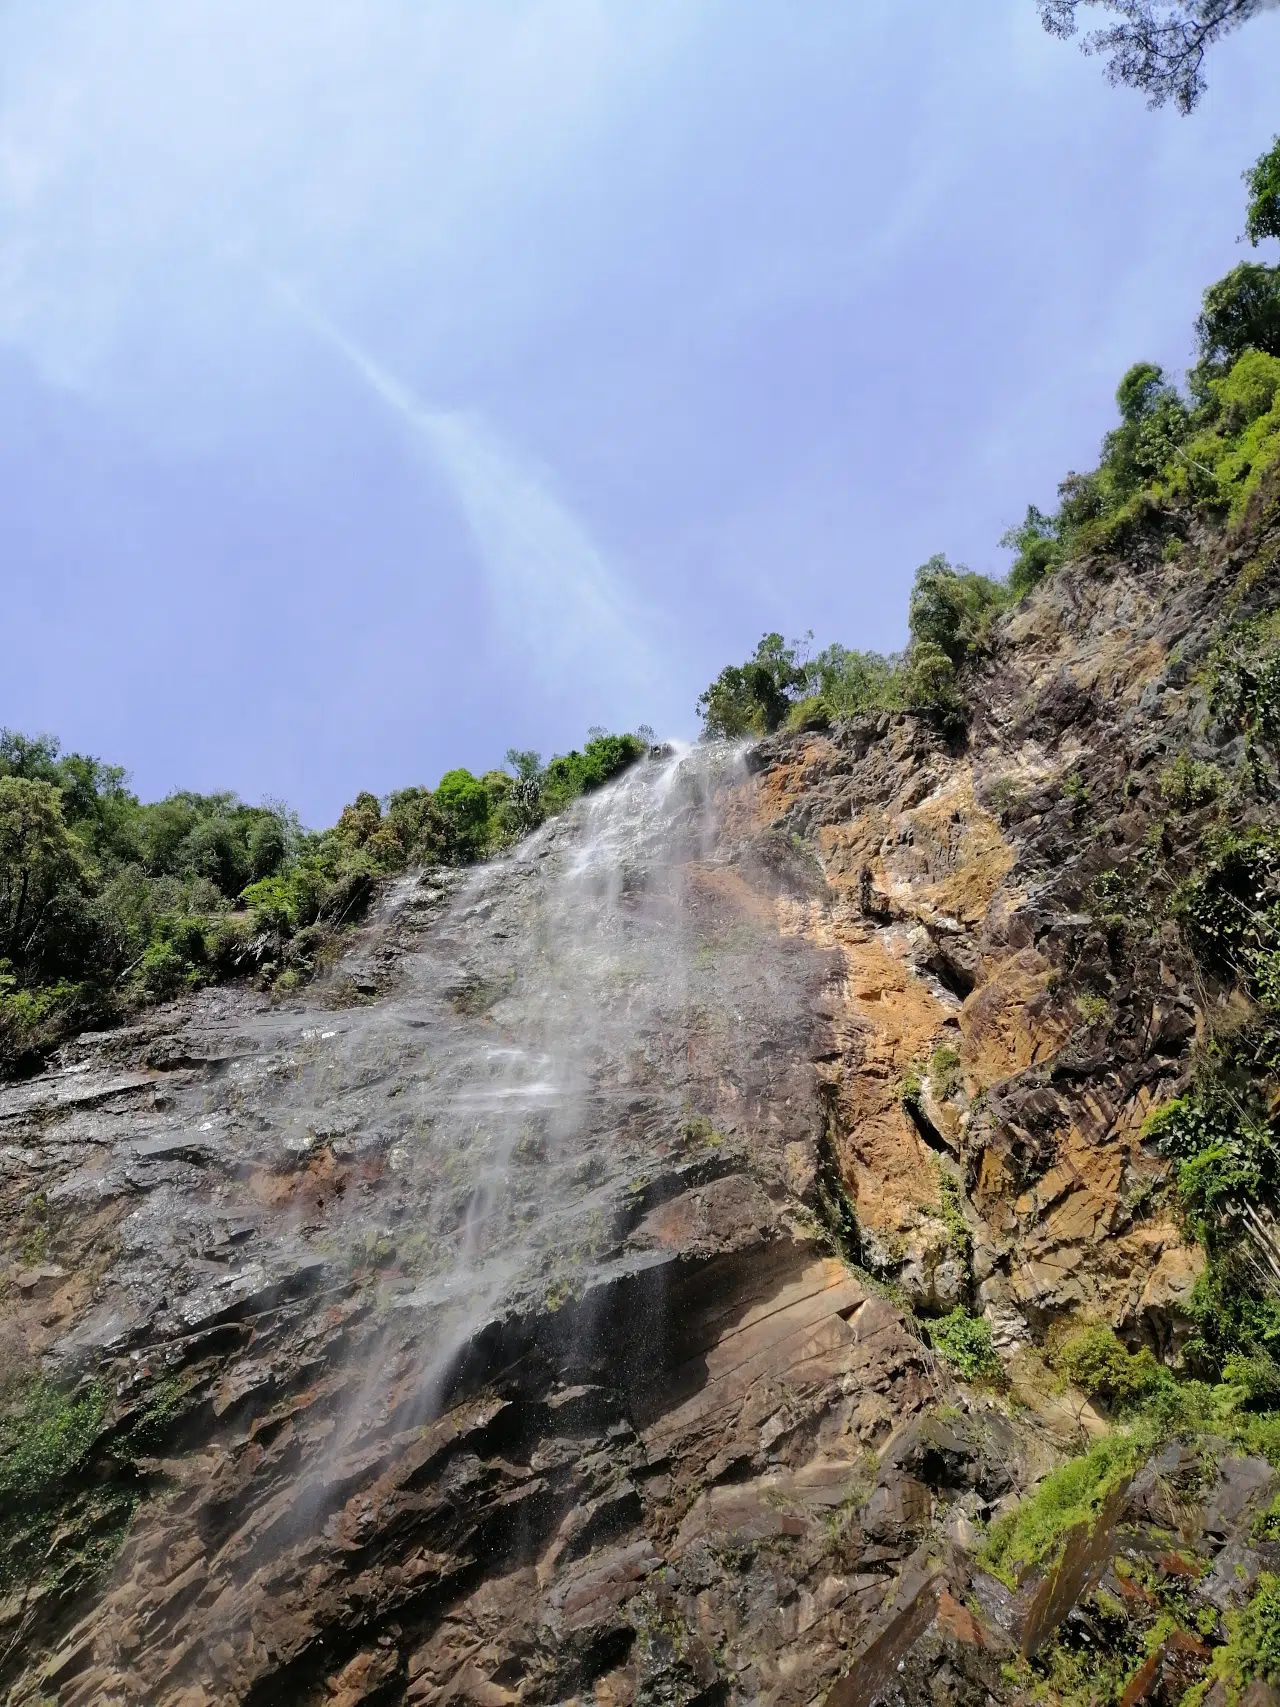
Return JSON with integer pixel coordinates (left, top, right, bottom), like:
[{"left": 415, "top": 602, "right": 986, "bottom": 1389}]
[{"left": 0, "top": 728, "right": 649, "bottom": 1072}]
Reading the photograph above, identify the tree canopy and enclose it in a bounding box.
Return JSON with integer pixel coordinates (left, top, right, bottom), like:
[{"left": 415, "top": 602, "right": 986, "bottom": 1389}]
[
  {"left": 1245, "top": 135, "right": 1280, "bottom": 248},
  {"left": 1037, "top": 1, "right": 1278, "bottom": 113}
]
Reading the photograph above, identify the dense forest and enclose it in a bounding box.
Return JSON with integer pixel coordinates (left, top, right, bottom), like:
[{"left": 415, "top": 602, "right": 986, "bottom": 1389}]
[{"left": 4, "top": 133, "right": 1278, "bottom": 1083}]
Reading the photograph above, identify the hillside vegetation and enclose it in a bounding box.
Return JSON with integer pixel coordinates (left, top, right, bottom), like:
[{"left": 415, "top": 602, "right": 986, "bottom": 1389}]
[
  {"left": 697, "top": 133, "right": 1280, "bottom": 744},
  {"left": 0, "top": 729, "right": 648, "bottom": 1073}
]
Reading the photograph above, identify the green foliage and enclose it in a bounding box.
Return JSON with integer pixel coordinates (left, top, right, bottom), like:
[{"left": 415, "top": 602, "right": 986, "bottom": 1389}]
[
  {"left": 1222, "top": 1351, "right": 1280, "bottom": 1410},
  {"left": 981, "top": 1432, "right": 1144, "bottom": 1587},
  {"left": 0, "top": 720, "right": 652, "bottom": 1074},
  {"left": 928, "top": 1043, "right": 962, "bottom": 1101},
  {"left": 1197, "top": 1572, "right": 1280, "bottom": 1703},
  {"left": 1207, "top": 611, "right": 1280, "bottom": 788},
  {"left": 792, "top": 645, "right": 911, "bottom": 724},
  {"left": 697, "top": 632, "right": 811, "bottom": 737},
  {"left": 900, "top": 1064, "right": 924, "bottom": 1110},
  {"left": 906, "top": 554, "right": 1009, "bottom": 666},
  {"left": 434, "top": 769, "right": 493, "bottom": 863},
  {"left": 998, "top": 179, "right": 1280, "bottom": 598},
  {"left": 986, "top": 774, "right": 1031, "bottom": 819},
  {"left": 1195, "top": 264, "right": 1280, "bottom": 380},
  {"left": 0, "top": 1379, "right": 131, "bottom": 1594},
  {"left": 1171, "top": 826, "right": 1280, "bottom": 987},
  {"left": 1000, "top": 504, "right": 1062, "bottom": 597},
  {"left": 1051, "top": 1324, "right": 1165, "bottom": 1407},
  {"left": 1179, "top": 1254, "right": 1280, "bottom": 1386},
  {"left": 539, "top": 734, "right": 647, "bottom": 814},
  {"left": 0, "top": 775, "right": 91, "bottom": 973},
  {"left": 1143, "top": 1084, "right": 1277, "bottom": 1244},
  {"left": 241, "top": 873, "right": 299, "bottom": 935},
  {"left": 1246, "top": 135, "right": 1280, "bottom": 250},
  {"left": 1160, "top": 753, "right": 1224, "bottom": 810},
  {"left": 930, "top": 1309, "right": 1001, "bottom": 1383},
  {"left": 700, "top": 557, "right": 1011, "bottom": 745}
]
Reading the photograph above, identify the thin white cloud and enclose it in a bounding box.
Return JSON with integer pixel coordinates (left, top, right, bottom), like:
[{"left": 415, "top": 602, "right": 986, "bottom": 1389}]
[{"left": 265, "top": 272, "right": 653, "bottom": 692}]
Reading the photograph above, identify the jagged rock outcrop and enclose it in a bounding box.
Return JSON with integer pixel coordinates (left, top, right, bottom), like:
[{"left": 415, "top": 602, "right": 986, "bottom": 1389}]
[{"left": 2, "top": 483, "right": 1279, "bottom": 1705}]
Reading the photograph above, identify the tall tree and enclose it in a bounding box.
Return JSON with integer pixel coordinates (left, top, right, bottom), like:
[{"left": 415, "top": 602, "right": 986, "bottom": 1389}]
[
  {"left": 1038, "top": 1, "right": 1278, "bottom": 113},
  {"left": 1245, "top": 135, "right": 1280, "bottom": 247}
]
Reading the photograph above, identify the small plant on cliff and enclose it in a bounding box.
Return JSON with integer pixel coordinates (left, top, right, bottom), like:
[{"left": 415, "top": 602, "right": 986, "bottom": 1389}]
[
  {"left": 1160, "top": 753, "right": 1224, "bottom": 811},
  {"left": 1142, "top": 1082, "right": 1279, "bottom": 1247},
  {"left": 1171, "top": 827, "right": 1280, "bottom": 989},
  {"left": 1206, "top": 613, "right": 1280, "bottom": 791},
  {"left": 899, "top": 1063, "right": 924, "bottom": 1112},
  {"left": 1191, "top": 1572, "right": 1280, "bottom": 1705},
  {"left": 930, "top": 1309, "right": 1001, "bottom": 1383},
  {"left": 1050, "top": 1324, "right": 1166, "bottom": 1409},
  {"left": 0, "top": 1378, "right": 136, "bottom": 1596},
  {"left": 981, "top": 1432, "right": 1144, "bottom": 1588},
  {"left": 932, "top": 1161, "right": 973, "bottom": 1277},
  {"left": 928, "top": 1043, "right": 962, "bottom": 1102},
  {"left": 986, "top": 774, "right": 1031, "bottom": 820}
]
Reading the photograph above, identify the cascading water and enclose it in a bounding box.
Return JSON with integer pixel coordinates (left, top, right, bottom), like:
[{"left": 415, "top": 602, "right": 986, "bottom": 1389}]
[
  {"left": 224, "top": 740, "right": 756, "bottom": 1419},
  {"left": 5, "top": 729, "right": 902, "bottom": 1707}
]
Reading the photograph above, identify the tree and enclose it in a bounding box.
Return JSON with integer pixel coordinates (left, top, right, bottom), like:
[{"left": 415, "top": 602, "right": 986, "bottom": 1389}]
[
  {"left": 0, "top": 729, "right": 61, "bottom": 782},
  {"left": 907, "top": 556, "right": 1008, "bottom": 666},
  {"left": 1245, "top": 135, "right": 1280, "bottom": 248},
  {"left": 696, "top": 633, "right": 810, "bottom": 738},
  {"left": 1000, "top": 505, "right": 1061, "bottom": 597},
  {"left": 0, "top": 778, "right": 89, "bottom": 969},
  {"left": 1194, "top": 263, "right": 1280, "bottom": 381},
  {"left": 1099, "top": 361, "right": 1190, "bottom": 492},
  {"left": 433, "top": 769, "right": 492, "bottom": 863},
  {"left": 1037, "top": 1, "right": 1278, "bottom": 114}
]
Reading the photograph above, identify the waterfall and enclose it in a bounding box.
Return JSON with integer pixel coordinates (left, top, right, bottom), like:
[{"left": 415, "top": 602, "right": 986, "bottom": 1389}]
[{"left": 239, "top": 740, "right": 750, "bottom": 1417}]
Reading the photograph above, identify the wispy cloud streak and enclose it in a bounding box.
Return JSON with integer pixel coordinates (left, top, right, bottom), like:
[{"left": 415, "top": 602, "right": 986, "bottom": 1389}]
[{"left": 264, "top": 272, "right": 653, "bottom": 693}]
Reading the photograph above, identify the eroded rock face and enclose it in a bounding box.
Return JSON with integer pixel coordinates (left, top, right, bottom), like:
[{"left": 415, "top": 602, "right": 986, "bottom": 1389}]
[{"left": 3, "top": 505, "right": 1279, "bottom": 1705}]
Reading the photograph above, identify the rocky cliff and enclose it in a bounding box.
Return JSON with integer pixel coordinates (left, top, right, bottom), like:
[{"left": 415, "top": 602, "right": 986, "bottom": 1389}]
[{"left": 3, "top": 480, "right": 1280, "bottom": 1706}]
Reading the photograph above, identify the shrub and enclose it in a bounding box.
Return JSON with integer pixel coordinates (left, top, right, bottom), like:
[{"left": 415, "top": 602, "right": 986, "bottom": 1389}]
[
  {"left": 1171, "top": 826, "right": 1280, "bottom": 979},
  {"left": 1000, "top": 505, "right": 1061, "bottom": 598},
  {"left": 539, "top": 735, "right": 646, "bottom": 813},
  {"left": 0, "top": 1379, "right": 121, "bottom": 1594},
  {"left": 808, "top": 645, "right": 910, "bottom": 717},
  {"left": 1142, "top": 1086, "right": 1276, "bottom": 1237},
  {"left": 930, "top": 1309, "right": 1000, "bottom": 1382},
  {"left": 242, "top": 874, "right": 298, "bottom": 935},
  {"left": 1222, "top": 1351, "right": 1280, "bottom": 1409},
  {"left": 1051, "top": 1325, "right": 1164, "bottom": 1407},
  {"left": 928, "top": 1044, "right": 962, "bottom": 1101},
  {"left": 1159, "top": 753, "right": 1223, "bottom": 810},
  {"left": 1207, "top": 613, "right": 1280, "bottom": 784},
  {"left": 138, "top": 939, "right": 195, "bottom": 999}
]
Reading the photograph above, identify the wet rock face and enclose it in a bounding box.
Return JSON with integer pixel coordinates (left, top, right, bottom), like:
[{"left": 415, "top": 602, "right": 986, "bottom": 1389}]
[
  {"left": 1, "top": 749, "right": 944, "bottom": 1706},
  {"left": 4, "top": 510, "right": 1279, "bottom": 1704}
]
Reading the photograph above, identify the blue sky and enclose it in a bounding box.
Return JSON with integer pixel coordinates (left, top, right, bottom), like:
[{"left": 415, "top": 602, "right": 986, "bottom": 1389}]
[{"left": 3, "top": 0, "right": 1279, "bottom": 824}]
